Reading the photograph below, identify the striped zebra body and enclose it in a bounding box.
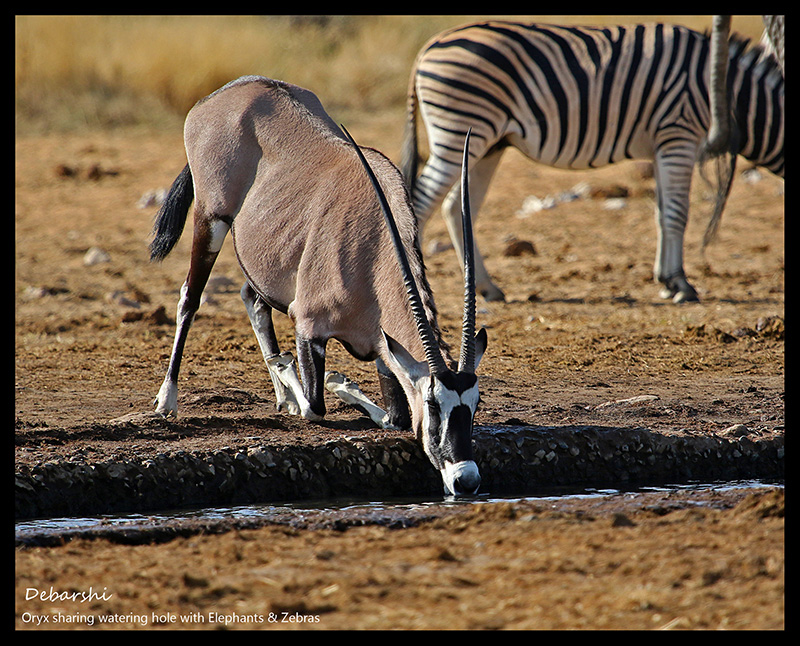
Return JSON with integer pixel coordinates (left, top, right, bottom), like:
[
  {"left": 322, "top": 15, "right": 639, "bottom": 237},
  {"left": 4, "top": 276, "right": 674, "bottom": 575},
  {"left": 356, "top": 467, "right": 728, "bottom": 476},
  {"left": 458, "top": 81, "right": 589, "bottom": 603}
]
[{"left": 403, "top": 21, "right": 784, "bottom": 302}]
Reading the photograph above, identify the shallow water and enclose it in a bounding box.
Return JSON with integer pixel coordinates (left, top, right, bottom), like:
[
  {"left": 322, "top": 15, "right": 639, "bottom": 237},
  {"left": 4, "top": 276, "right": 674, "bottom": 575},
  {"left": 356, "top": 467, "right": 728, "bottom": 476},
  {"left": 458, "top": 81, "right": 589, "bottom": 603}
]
[{"left": 15, "top": 479, "right": 781, "bottom": 545}]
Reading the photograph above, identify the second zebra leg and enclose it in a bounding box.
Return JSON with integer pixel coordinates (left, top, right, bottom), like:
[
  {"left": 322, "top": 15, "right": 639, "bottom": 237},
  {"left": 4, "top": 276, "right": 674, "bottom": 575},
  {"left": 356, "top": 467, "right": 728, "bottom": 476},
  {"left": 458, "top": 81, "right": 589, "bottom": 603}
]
[{"left": 653, "top": 147, "right": 700, "bottom": 303}]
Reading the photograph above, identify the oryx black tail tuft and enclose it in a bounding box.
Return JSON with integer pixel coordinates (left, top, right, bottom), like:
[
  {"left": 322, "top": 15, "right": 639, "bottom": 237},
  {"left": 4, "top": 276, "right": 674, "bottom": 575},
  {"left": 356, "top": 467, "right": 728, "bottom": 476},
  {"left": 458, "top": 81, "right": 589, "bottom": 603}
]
[{"left": 149, "top": 164, "right": 194, "bottom": 262}]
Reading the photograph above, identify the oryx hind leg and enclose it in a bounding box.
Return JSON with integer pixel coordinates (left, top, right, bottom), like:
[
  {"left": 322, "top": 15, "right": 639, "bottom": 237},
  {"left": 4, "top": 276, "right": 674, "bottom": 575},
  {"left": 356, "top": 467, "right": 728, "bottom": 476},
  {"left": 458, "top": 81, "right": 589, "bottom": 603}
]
[{"left": 155, "top": 216, "right": 230, "bottom": 417}]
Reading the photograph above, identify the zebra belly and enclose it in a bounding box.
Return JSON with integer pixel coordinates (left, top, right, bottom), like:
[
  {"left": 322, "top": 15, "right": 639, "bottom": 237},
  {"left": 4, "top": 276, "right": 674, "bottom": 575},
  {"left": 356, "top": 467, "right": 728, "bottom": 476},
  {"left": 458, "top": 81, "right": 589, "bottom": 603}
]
[{"left": 506, "top": 130, "right": 656, "bottom": 171}]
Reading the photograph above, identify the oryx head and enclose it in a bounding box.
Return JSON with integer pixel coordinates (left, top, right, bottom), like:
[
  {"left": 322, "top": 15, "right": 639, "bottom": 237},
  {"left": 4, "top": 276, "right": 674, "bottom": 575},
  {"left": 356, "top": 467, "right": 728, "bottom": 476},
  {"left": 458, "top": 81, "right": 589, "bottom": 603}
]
[{"left": 344, "top": 127, "right": 487, "bottom": 496}]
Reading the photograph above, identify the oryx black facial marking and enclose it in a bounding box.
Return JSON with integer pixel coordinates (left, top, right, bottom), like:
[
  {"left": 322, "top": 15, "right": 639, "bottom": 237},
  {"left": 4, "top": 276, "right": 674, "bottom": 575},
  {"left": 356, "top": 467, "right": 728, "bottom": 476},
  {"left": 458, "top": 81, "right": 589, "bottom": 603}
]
[{"left": 420, "top": 371, "right": 482, "bottom": 495}]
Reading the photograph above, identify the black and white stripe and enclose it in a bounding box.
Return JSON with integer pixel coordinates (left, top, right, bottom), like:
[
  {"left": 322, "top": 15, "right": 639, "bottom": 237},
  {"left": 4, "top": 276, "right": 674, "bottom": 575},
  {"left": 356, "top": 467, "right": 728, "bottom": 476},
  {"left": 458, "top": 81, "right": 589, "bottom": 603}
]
[{"left": 402, "top": 21, "right": 784, "bottom": 302}]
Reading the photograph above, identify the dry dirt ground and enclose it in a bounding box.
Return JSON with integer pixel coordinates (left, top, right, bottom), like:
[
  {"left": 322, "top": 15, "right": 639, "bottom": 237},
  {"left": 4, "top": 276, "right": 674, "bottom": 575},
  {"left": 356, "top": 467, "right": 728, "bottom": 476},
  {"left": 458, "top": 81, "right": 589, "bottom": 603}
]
[{"left": 15, "top": 122, "right": 784, "bottom": 630}]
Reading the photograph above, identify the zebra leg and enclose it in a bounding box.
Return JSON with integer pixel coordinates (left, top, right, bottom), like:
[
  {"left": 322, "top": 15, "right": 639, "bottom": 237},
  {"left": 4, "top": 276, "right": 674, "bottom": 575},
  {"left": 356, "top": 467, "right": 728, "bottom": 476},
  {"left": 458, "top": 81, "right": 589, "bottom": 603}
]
[
  {"left": 441, "top": 147, "right": 505, "bottom": 301},
  {"left": 653, "top": 147, "right": 700, "bottom": 303}
]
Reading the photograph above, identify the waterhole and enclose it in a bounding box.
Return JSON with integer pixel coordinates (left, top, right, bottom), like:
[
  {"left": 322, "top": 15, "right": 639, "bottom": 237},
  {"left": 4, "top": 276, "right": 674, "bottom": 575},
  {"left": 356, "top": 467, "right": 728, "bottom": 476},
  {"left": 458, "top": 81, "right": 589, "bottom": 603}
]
[{"left": 15, "top": 479, "right": 781, "bottom": 547}]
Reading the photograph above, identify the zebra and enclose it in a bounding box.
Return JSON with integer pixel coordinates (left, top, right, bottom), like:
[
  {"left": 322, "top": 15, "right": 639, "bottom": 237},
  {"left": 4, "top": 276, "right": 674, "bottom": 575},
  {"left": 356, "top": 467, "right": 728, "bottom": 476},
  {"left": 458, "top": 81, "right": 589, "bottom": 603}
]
[{"left": 402, "top": 21, "right": 784, "bottom": 303}]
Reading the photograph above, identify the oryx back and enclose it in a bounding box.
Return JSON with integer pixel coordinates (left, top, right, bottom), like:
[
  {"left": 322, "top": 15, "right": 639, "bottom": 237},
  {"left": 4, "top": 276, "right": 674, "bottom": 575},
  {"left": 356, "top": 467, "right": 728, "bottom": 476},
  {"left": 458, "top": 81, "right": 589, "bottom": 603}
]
[{"left": 185, "top": 77, "right": 431, "bottom": 360}]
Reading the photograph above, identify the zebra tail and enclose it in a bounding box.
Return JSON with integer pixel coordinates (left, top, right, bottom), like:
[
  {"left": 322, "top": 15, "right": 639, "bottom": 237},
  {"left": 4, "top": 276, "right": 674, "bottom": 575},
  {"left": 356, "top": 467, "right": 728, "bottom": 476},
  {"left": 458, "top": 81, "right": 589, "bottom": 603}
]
[
  {"left": 149, "top": 163, "right": 194, "bottom": 262},
  {"left": 698, "top": 149, "right": 737, "bottom": 253},
  {"left": 400, "top": 71, "right": 419, "bottom": 192},
  {"left": 698, "top": 123, "right": 740, "bottom": 253}
]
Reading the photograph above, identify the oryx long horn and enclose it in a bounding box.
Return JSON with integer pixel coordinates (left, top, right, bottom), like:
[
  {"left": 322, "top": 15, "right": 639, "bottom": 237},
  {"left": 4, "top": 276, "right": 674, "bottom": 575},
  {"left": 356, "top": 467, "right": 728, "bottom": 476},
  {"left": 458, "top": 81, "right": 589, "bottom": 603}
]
[
  {"left": 341, "top": 126, "right": 449, "bottom": 377},
  {"left": 458, "top": 128, "right": 477, "bottom": 374}
]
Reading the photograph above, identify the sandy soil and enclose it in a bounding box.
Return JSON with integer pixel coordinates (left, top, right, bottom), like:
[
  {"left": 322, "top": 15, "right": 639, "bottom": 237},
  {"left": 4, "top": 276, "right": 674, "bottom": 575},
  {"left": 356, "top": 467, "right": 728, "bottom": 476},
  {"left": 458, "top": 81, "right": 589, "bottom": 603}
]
[{"left": 15, "top": 122, "right": 784, "bottom": 630}]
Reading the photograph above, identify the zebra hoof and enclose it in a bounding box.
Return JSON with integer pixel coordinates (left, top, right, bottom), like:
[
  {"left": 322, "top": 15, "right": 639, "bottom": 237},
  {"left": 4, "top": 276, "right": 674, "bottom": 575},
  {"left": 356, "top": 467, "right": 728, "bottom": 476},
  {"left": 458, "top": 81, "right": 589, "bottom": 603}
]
[
  {"left": 480, "top": 284, "right": 506, "bottom": 302},
  {"left": 672, "top": 290, "right": 700, "bottom": 304},
  {"left": 659, "top": 277, "right": 699, "bottom": 303},
  {"left": 660, "top": 286, "right": 699, "bottom": 303}
]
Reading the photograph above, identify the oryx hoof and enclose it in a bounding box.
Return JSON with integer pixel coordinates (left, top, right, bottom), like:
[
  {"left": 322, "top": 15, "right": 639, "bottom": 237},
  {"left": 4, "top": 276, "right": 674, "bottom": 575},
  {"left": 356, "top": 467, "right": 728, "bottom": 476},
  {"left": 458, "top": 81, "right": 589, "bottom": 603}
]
[
  {"left": 153, "top": 381, "right": 178, "bottom": 417},
  {"left": 276, "top": 399, "right": 301, "bottom": 416},
  {"left": 325, "top": 371, "right": 392, "bottom": 428},
  {"left": 267, "top": 351, "right": 297, "bottom": 370},
  {"left": 379, "top": 417, "right": 402, "bottom": 432},
  {"left": 324, "top": 371, "right": 351, "bottom": 389},
  {"left": 300, "top": 408, "right": 324, "bottom": 422}
]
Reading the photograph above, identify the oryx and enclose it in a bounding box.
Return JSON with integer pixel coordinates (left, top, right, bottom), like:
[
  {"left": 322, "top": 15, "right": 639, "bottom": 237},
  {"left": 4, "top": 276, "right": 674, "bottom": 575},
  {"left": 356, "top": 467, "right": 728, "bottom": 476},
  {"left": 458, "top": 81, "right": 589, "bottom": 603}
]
[{"left": 150, "top": 76, "right": 487, "bottom": 495}]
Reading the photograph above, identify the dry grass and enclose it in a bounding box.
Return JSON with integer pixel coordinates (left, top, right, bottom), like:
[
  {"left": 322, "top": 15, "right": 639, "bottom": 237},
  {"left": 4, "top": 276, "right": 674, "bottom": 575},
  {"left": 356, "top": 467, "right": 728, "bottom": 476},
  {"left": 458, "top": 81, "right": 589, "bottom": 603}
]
[{"left": 15, "top": 15, "right": 768, "bottom": 134}]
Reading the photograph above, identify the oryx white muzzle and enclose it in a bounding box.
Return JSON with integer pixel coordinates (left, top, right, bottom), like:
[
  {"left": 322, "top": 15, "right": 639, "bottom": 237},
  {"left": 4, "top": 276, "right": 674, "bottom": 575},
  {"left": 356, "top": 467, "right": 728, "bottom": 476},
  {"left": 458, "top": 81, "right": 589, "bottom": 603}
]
[{"left": 441, "top": 459, "right": 481, "bottom": 497}]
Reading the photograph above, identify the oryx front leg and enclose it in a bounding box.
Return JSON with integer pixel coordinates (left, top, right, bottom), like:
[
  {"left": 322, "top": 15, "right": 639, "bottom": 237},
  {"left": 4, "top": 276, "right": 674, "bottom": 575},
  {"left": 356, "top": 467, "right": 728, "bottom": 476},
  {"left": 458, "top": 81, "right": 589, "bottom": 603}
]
[
  {"left": 324, "top": 371, "right": 398, "bottom": 429},
  {"left": 240, "top": 283, "right": 300, "bottom": 415},
  {"left": 267, "top": 352, "right": 320, "bottom": 419},
  {"left": 376, "top": 357, "right": 412, "bottom": 430}
]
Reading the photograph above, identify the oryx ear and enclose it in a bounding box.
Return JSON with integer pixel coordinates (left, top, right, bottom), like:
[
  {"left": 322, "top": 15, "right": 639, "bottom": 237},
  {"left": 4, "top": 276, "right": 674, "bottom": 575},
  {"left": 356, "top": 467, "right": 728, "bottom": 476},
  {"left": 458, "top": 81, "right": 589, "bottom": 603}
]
[
  {"left": 381, "top": 329, "right": 430, "bottom": 384},
  {"left": 473, "top": 327, "right": 488, "bottom": 371}
]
